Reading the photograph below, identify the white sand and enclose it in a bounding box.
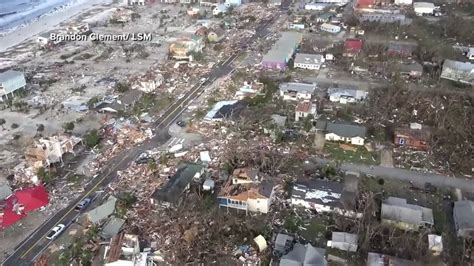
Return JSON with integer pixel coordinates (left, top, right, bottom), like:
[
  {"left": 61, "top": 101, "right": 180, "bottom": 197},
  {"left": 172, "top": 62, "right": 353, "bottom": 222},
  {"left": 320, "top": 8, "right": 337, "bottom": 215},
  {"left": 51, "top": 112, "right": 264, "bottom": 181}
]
[{"left": 0, "top": 0, "right": 111, "bottom": 52}]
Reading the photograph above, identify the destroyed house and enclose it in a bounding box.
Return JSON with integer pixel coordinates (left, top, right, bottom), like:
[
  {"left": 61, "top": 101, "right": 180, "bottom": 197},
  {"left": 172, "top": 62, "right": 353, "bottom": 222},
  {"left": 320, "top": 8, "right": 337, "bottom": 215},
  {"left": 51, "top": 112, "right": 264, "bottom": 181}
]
[
  {"left": 327, "top": 232, "right": 358, "bottom": 252},
  {"left": 381, "top": 197, "right": 434, "bottom": 230},
  {"left": 397, "top": 62, "right": 423, "bottom": 77},
  {"left": 295, "top": 101, "right": 317, "bottom": 122},
  {"left": 261, "top": 32, "right": 303, "bottom": 70},
  {"left": 204, "top": 100, "right": 246, "bottom": 122},
  {"left": 440, "top": 60, "right": 474, "bottom": 85},
  {"left": 0, "top": 70, "right": 26, "bottom": 101},
  {"left": 386, "top": 41, "right": 416, "bottom": 57},
  {"left": 25, "top": 135, "right": 82, "bottom": 169},
  {"left": 275, "top": 233, "right": 294, "bottom": 255},
  {"left": 453, "top": 200, "right": 474, "bottom": 238},
  {"left": 232, "top": 168, "right": 260, "bottom": 184},
  {"left": 218, "top": 180, "right": 274, "bottom": 214},
  {"left": 151, "top": 164, "right": 203, "bottom": 205},
  {"left": 394, "top": 127, "right": 430, "bottom": 150},
  {"left": 279, "top": 82, "right": 317, "bottom": 101},
  {"left": 103, "top": 233, "right": 148, "bottom": 265},
  {"left": 291, "top": 179, "right": 360, "bottom": 217}
]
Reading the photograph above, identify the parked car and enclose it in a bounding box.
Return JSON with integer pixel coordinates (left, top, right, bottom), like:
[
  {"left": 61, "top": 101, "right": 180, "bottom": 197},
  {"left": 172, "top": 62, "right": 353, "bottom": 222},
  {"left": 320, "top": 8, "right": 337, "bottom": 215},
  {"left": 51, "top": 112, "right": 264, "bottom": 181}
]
[
  {"left": 135, "top": 152, "right": 154, "bottom": 164},
  {"left": 176, "top": 121, "right": 186, "bottom": 127},
  {"left": 74, "top": 197, "right": 92, "bottom": 212},
  {"left": 46, "top": 224, "right": 66, "bottom": 240}
]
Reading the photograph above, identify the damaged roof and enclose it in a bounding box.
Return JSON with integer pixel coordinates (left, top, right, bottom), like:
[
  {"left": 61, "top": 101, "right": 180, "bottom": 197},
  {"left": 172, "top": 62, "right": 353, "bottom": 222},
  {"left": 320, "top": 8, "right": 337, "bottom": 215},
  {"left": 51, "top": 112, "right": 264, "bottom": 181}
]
[
  {"left": 152, "top": 163, "right": 202, "bottom": 204},
  {"left": 292, "top": 179, "right": 343, "bottom": 208},
  {"left": 453, "top": 200, "right": 474, "bottom": 233},
  {"left": 85, "top": 196, "right": 117, "bottom": 224},
  {"left": 204, "top": 100, "right": 246, "bottom": 121},
  {"left": 381, "top": 197, "right": 434, "bottom": 226}
]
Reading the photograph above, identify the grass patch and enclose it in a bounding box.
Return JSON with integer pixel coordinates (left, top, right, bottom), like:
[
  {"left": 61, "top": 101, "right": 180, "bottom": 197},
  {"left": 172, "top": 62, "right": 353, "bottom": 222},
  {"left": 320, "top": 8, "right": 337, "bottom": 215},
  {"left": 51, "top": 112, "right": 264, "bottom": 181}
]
[
  {"left": 132, "top": 93, "right": 172, "bottom": 116},
  {"left": 432, "top": 208, "right": 447, "bottom": 235},
  {"left": 324, "top": 142, "right": 379, "bottom": 165},
  {"left": 300, "top": 216, "right": 334, "bottom": 246}
]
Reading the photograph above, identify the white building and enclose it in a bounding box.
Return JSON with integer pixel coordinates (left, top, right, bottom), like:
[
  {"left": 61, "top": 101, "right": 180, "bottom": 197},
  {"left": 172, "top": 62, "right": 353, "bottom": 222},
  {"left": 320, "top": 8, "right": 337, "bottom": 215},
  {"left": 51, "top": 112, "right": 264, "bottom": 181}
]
[
  {"left": 225, "top": 0, "right": 241, "bottom": 6},
  {"left": 269, "top": 0, "right": 282, "bottom": 6},
  {"left": 288, "top": 23, "right": 305, "bottom": 30},
  {"left": 218, "top": 180, "right": 274, "bottom": 214},
  {"left": 467, "top": 48, "right": 474, "bottom": 60},
  {"left": 213, "top": 4, "right": 228, "bottom": 16},
  {"left": 328, "top": 87, "right": 368, "bottom": 104},
  {"left": 305, "top": 3, "right": 330, "bottom": 10},
  {"left": 319, "top": 121, "right": 367, "bottom": 146},
  {"left": 413, "top": 2, "right": 435, "bottom": 16},
  {"left": 440, "top": 60, "right": 474, "bottom": 85},
  {"left": 279, "top": 82, "right": 317, "bottom": 101},
  {"left": 294, "top": 53, "right": 325, "bottom": 70},
  {"left": 295, "top": 101, "right": 317, "bottom": 122},
  {"left": 125, "top": 0, "right": 145, "bottom": 5},
  {"left": 320, "top": 23, "right": 341, "bottom": 33},
  {"left": 394, "top": 0, "right": 412, "bottom": 4},
  {"left": 327, "top": 232, "right": 359, "bottom": 252}
]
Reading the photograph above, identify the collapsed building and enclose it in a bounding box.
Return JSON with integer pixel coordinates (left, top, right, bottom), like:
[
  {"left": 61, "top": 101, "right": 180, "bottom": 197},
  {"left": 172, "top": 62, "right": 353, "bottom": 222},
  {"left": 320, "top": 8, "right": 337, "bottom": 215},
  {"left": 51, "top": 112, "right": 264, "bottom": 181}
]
[
  {"left": 168, "top": 36, "right": 205, "bottom": 61},
  {"left": 25, "top": 135, "right": 82, "bottom": 169}
]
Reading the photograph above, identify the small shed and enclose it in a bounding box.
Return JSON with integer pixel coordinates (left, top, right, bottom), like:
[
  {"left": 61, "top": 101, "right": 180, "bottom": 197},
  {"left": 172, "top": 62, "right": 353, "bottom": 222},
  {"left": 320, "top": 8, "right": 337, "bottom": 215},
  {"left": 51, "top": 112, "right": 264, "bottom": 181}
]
[{"left": 253, "top": 235, "right": 268, "bottom": 252}]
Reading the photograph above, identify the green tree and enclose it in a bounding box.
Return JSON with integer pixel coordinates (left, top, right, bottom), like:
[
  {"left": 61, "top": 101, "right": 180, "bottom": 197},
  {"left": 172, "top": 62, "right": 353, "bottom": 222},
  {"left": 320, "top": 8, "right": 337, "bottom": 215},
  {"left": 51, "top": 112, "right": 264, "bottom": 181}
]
[
  {"left": 37, "top": 124, "right": 45, "bottom": 132},
  {"left": 189, "top": 51, "right": 204, "bottom": 61},
  {"left": 87, "top": 96, "right": 100, "bottom": 109},
  {"left": 37, "top": 167, "right": 54, "bottom": 184},
  {"left": 121, "top": 192, "right": 137, "bottom": 208},
  {"left": 84, "top": 130, "right": 100, "bottom": 148},
  {"left": 148, "top": 160, "right": 158, "bottom": 173},
  {"left": 11, "top": 123, "right": 19, "bottom": 129},
  {"left": 115, "top": 81, "right": 130, "bottom": 93},
  {"left": 0, "top": 118, "right": 5, "bottom": 130},
  {"left": 302, "top": 114, "right": 314, "bottom": 132},
  {"left": 63, "top": 122, "right": 75, "bottom": 133},
  {"left": 58, "top": 251, "right": 71, "bottom": 266},
  {"left": 323, "top": 164, "right": 337, "bottom": 178}
]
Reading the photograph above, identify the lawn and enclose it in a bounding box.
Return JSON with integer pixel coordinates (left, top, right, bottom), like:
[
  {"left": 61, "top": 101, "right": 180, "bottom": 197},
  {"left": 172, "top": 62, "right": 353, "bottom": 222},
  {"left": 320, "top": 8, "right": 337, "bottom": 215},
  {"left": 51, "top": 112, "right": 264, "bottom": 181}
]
[{"left": 324, "top": 142, "right": 379, "bottom": 165}]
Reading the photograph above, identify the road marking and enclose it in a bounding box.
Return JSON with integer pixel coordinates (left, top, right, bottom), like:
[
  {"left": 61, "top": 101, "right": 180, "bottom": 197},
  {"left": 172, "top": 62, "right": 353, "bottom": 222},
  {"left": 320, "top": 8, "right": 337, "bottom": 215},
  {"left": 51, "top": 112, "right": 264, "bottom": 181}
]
[{"left": 20, "top": 150, "right": 136, "bottom": 260}]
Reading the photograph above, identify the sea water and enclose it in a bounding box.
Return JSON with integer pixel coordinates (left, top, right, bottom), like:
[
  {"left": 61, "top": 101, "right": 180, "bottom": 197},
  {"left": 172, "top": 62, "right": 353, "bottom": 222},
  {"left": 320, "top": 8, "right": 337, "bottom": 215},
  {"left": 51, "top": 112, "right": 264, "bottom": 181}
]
[{"left": 0, "top": 0, "right": 75, "bottom": 31}]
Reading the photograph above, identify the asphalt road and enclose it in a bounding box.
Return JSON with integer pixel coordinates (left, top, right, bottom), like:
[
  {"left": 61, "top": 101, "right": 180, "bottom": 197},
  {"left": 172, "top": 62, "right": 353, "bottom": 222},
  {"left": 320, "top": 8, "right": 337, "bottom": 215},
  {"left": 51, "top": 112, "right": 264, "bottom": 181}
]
[
  {"left": 314, "top": 158, "right": 474, "bottom": 193},
  {"left": 2, "top": 15, "right": 278, "bottom": 266}
]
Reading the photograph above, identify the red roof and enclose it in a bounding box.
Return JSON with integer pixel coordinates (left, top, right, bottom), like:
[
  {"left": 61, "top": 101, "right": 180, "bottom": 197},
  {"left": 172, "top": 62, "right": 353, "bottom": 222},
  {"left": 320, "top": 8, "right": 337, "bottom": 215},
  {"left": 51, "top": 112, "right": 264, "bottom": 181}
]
[
  {"left": 15, "top": 185, "right": 49, "bottom": 212},
  {"left": 344, "top": 39, "right": 363, "bottom": 54},
  {"left": 0, "top": 200, "right": 26, "bottom": 228},
  {"left": 356, "top": 0, "right": 375, "bottom": 7},
  {"left": 0, "top": 185, "right": 49, "bottom": 229}
]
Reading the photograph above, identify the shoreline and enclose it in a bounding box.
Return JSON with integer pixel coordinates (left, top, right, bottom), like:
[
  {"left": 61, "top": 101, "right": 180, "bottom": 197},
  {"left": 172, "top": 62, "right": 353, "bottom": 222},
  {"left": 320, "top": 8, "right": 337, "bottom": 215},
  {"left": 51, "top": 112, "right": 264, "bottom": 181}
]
[{"left": 0, "top": 0, "right": 111, "bottom": 53}]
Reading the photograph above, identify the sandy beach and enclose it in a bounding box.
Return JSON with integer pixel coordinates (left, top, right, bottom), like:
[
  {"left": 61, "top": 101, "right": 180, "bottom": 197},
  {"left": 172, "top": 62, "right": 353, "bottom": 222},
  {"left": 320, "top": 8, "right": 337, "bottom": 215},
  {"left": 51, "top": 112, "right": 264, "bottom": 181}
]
[{"left": 0, "top": 0, "right": 111, "bottom": 52}]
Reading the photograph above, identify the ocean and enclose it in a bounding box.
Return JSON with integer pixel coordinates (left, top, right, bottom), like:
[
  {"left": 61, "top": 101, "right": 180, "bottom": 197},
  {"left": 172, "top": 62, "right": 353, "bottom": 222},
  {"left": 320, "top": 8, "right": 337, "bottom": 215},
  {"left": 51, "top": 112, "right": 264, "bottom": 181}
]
[{"left": 0, "top": 0, "right": 75, "bottom": 31}]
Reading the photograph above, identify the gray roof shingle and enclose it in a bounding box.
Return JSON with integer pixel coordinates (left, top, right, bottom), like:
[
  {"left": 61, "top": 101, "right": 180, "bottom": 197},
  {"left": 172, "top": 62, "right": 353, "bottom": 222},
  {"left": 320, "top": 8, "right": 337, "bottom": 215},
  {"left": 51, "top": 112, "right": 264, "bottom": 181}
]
[{"left": 326, "top": 122, "right": 366, "bottom": 138}]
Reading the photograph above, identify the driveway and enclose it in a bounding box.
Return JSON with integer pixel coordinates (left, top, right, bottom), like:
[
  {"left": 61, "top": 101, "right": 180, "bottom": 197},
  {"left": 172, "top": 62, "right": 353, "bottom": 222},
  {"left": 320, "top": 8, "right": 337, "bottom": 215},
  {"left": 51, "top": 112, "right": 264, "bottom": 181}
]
[{"left": 314, "top": 158, "right": 474, "bottom": 193}]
